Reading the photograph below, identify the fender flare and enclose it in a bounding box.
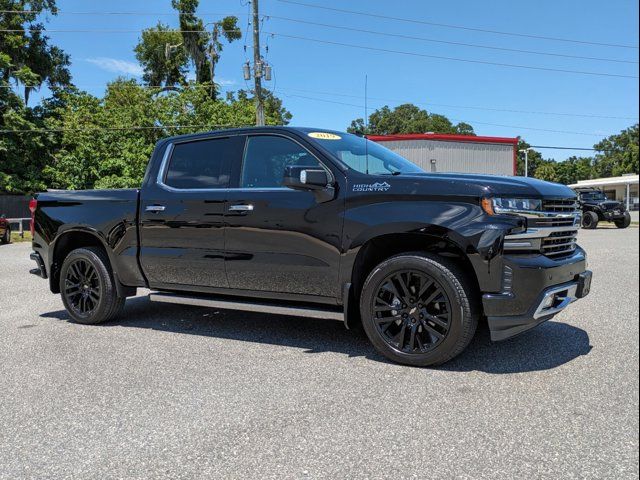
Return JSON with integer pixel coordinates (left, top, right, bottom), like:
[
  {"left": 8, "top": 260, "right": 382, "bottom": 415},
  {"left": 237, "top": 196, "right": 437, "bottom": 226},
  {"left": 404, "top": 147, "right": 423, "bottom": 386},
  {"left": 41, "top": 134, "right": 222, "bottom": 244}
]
[{"left": 49, "top": 227, "right": 134, "bottom": 297}]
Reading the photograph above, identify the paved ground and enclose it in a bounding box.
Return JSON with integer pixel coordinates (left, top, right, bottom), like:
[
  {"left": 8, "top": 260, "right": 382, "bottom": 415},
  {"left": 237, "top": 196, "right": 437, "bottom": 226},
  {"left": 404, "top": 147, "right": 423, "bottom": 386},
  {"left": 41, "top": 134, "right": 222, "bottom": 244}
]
[{"left": 1, "top": 229, "right": 638, "bottom": 479}]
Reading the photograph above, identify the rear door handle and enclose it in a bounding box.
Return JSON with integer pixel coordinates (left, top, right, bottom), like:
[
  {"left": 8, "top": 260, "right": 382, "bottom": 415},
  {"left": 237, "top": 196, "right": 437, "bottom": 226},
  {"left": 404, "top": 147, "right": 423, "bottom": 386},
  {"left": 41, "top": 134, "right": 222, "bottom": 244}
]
[
  {"left": 145, "top": 205, "right": 166, "bottom": 213},
  {"left": 229, "top": 204, "right": 254, "bottom": 212}
]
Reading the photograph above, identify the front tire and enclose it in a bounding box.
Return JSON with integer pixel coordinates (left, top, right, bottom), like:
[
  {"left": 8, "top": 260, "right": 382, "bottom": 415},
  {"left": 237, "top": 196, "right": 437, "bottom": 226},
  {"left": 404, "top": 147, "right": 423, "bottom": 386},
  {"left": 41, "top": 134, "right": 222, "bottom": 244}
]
[
  {"left": 60, "top": 247, "right": 125, "bottom": 324},
  {"left": 1, "top": 227, "right": 10, "bottom": 244},
  {"left": 582, "top": 211, "right": 599, "bottom": 229},
  {"left": 359, "top": 253, "right": 478, "bottom": 367},
  {"left": 615, "top": 211, "right": 631, "bottom": 229}
]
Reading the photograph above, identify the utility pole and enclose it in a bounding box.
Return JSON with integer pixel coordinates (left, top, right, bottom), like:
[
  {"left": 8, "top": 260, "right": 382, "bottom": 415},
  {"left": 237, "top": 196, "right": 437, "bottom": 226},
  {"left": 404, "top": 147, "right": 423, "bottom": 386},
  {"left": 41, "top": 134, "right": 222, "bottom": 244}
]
[
  {"left": 209, "top": 23, "right": 219, "bottom": 99},
  {"left": 252, "top": 0, "right": 265, "bottom": 126}
]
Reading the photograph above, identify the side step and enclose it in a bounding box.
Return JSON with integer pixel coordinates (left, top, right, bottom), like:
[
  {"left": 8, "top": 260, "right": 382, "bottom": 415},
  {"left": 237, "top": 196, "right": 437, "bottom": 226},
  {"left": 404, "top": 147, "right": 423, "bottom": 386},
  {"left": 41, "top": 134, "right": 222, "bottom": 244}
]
[{"left": 148, "top": 292, "right": 344, "bottom": 321}]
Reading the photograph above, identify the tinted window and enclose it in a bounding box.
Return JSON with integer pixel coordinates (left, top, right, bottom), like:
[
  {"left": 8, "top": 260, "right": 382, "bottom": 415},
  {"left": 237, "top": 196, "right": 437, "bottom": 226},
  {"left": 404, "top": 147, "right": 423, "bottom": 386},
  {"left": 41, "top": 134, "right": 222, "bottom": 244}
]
[
  {"left": 580, "top": 191, "right": 607, "bottom": 201},
  {"left": 306, "top": 131, "right": 424, "bottom": 175},
  {"left": 241, "top": 136, "right": 320, "bottom": 188},
  {"left": 165, "top": 137, "right": 243, "bottom": 189}
]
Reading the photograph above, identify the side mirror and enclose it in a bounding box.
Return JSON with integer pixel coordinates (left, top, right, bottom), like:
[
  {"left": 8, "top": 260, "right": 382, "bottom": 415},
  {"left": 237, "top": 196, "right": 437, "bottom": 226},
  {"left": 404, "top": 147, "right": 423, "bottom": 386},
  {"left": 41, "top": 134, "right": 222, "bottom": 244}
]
[{"left": 283, "top": 165, "right": 330, "bottom": 191}]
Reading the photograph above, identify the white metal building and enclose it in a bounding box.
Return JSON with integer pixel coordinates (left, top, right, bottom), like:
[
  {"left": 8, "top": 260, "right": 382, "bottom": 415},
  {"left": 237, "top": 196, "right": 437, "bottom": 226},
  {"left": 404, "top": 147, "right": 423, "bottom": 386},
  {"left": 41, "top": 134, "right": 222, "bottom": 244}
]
[
  {"left": 369, "top": 133, "right": 518, "bottom": 176},
  {"left": 569, "top": 174, "right": 639, "bottom": 211}
]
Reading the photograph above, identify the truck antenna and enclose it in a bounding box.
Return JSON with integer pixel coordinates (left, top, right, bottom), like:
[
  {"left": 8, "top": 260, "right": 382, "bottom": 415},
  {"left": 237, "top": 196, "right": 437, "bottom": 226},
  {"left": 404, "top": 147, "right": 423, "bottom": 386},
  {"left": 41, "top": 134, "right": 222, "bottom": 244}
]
[{"left": 364, "top": 74, "right": 369, "bottom": 174}]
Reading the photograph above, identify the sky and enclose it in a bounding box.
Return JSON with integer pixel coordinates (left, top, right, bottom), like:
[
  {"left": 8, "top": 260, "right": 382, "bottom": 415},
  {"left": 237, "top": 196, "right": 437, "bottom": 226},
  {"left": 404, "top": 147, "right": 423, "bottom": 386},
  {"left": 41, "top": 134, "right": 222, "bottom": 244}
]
[{"left": 22, "top": 0, "right": 640, "bottom": 160}]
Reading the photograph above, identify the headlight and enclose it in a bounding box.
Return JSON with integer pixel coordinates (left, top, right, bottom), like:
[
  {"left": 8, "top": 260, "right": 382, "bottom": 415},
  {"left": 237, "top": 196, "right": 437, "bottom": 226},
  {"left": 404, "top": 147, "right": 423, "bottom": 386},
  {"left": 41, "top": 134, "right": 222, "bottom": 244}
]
[{"left": 481, "top": 197, "right": 542, "bottom": 216}]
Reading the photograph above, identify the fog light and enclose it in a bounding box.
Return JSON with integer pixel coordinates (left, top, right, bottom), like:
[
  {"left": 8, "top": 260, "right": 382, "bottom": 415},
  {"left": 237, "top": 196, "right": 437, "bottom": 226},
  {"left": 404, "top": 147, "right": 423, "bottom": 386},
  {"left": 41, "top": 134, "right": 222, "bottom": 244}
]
[{"left": 542, "top": 295, "right": 555, "bottom": 308}]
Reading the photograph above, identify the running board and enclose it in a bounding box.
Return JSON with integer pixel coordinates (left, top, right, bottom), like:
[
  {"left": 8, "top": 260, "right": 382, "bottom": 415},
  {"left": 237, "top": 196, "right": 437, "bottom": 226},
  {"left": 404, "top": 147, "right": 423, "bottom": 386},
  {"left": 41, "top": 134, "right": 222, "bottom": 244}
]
[{"left": 148, "top": 292, "right": 344, "bottom": 321}]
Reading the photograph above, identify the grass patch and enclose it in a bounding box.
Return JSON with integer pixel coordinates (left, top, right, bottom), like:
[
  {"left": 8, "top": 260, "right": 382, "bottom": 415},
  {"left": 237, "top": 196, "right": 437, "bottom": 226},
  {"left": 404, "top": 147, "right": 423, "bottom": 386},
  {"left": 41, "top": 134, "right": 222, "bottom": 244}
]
[{"left": 9, "top": 231, "right": 33, "bottom": 243}]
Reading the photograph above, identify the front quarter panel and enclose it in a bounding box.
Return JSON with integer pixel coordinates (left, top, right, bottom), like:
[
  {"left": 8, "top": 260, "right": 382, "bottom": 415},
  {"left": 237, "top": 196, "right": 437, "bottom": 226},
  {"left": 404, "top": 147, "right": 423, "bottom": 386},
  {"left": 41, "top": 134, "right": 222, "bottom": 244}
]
[{"left": 339, "top": 175, "right": 524, "bottom": 293}]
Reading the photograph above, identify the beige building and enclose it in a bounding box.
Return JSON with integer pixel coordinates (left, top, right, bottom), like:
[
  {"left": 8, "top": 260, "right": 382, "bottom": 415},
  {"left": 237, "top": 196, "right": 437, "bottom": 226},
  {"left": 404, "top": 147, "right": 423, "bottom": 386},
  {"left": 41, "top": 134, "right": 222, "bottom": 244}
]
[{"left": 569, "top": 174, "right": 639, "bottom": 211}]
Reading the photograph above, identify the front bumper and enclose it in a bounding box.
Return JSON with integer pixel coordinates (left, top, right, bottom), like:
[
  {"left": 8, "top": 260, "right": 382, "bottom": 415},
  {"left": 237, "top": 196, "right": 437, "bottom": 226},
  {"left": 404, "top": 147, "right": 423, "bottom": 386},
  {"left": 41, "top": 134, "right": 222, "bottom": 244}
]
[
  {"left": 483, "top": 247, "right": 591, "bottom": 341},
  {"left": 601, "top": 209, "right": 626, "bottom": 221}
]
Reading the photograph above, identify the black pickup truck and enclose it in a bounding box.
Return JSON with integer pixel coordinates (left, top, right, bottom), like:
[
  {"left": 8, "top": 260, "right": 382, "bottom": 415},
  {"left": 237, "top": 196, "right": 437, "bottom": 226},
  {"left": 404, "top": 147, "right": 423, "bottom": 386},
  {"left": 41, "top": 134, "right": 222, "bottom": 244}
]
[{"left": 30, "top": 127, "right": 592, "bottom": 367}]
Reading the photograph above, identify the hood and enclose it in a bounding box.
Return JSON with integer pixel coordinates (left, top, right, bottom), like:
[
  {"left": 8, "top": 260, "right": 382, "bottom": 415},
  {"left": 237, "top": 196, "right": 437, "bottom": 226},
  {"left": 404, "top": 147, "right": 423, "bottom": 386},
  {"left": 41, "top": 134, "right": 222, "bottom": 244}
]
[
  {"left": 599, "top": 200, "right": 624, "bottom": 210},
  {"left": 394, "top": 172, "right": 576, "bottom": 199}
]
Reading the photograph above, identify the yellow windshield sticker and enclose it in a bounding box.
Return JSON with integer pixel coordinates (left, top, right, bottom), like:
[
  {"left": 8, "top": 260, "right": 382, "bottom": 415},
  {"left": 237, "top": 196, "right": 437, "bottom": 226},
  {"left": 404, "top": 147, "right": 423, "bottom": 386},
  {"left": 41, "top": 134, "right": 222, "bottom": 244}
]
[{"left": 308, "top": 132, "right": 341, "bottom": 140}]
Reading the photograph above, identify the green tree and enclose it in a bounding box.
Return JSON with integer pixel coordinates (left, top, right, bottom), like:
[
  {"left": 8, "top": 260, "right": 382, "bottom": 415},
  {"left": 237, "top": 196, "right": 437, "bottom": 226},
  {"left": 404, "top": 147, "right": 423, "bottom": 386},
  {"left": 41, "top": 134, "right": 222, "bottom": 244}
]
[
  {"left": 592, "top": 124, "right": 639, "bottom": 178},
  {"left": 134, "top": 23, "right": 189, "bottom": 89},
  {"left": 533, "top": 161, "right": 559, "bottom": 183},
  {"left": 347, "top": 104, "right": 476, "bottom": 136},
  {"left": 0, "top": 0, "right": 71, "bottom": 104},
  {"left": 553, "top": 156, "right": 594, "bottom": 185},
  {"left": 43, "top": 80, "right": 292, "bottom": 190},
  {"left": 0, "top": 0, "right": 72, "bottom": 194},
  {"left": 170, "top": 0, "right": 241, "bottom": 97}
]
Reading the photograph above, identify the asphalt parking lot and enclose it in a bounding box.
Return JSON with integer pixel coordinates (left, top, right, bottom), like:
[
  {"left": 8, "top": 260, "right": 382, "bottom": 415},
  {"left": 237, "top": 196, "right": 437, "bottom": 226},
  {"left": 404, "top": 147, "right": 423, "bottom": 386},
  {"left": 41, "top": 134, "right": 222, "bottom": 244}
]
[{"left": 1, "top": 228, "right": 638, "bottom": 479}]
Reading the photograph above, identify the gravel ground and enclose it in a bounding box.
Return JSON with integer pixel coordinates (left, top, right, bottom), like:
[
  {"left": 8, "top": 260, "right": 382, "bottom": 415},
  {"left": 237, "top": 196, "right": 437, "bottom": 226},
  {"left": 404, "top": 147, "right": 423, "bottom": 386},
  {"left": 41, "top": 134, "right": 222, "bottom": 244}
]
[{"left": 0, "top": 229, "right": 638, "bottom": 479}]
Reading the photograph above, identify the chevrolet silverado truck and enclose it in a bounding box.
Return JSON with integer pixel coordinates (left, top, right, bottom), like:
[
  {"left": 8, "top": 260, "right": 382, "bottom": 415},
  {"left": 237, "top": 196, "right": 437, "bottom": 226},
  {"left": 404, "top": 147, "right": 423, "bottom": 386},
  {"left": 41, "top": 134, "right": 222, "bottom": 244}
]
[
  {"left": 29, "top": 127, "right": 592, "bottom": 367},
  {"left": 575, "top": 187, "right": 631, "bottom": 229}
]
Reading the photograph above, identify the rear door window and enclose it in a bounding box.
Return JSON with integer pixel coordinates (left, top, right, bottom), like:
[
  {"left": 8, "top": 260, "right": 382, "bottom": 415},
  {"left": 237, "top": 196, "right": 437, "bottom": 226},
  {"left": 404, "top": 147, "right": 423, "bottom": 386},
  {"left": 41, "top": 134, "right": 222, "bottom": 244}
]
[{"left": 164, "top": 136, "right": 245, "bottom": 189}]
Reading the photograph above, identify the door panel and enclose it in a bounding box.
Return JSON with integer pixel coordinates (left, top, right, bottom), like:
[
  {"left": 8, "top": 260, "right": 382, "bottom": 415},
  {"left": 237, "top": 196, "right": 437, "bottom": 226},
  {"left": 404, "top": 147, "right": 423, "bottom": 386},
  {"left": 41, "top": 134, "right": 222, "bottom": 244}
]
[
  {"left": 139, "top": 135, "right": 245, "bottom": 289},
  {"left": 224, "top": 134, "right": 344, "bottom": 300},
  {"left": 225, "top": 189, "right": 343, "bottom": 298}
]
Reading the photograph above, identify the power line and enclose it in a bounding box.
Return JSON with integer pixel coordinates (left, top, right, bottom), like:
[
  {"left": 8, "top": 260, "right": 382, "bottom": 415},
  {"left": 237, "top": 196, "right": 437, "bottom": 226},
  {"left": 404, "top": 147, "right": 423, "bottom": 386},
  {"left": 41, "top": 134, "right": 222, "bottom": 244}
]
[
  {"left": 266, "top": 32, "right": 639, "bottom": 79},
  {"left": 278, "top": 92, "right": 609, "bottom": 137},
  {"left": 266, "top": 16, "right": 638, "bottom": 65},
  {"left": 0, "top": 28, "right": 243, "bottom": 34},
  {"left": 277, "top": 0, "right": 640, "bottom": 49},
  {"left": 2, "top": 82, "right": 637, "bottom": 121},
  {"left": 0, "top": 10, "right": 245, "bottom": 17},
  {"left": 530, "top": 145, "right": 599, "bottom": 151},
  {"left": 0, "top": 123, "right": 250, "bottom": 134},
  {"left": 4, "top": 20, "right": 636, "bottom": 65},
  {"left": 277, "top": 86, "right": 639, "bottom": 120}
]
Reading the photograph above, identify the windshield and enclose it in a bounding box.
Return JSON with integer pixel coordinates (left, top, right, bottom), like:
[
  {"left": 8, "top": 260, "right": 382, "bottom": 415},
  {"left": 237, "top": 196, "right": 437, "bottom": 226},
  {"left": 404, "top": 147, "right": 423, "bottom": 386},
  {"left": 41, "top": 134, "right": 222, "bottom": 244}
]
[
  {"left": 580, "top": 191, "right": 607, "bottom": 201},
  {"left": 306, "top": 131, "right": 424, "bottom": 175}
]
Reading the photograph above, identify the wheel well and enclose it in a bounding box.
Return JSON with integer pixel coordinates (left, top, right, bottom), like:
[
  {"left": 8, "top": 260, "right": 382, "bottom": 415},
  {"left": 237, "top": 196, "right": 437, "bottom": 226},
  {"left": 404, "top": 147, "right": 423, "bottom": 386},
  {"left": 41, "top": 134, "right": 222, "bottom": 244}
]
[
  {"left": 350, "top": 233, "right": 480, "bottom": 305},
  {"left": 50, "top": 232, "right": 106, "bottom": 294}
]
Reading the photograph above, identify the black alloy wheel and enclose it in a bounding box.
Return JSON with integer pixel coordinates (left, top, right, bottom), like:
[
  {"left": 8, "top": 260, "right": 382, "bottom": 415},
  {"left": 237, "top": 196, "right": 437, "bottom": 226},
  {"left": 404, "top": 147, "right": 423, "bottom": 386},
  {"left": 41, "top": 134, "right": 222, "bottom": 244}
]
[
  {"left": 372, "top": 270, "right": 451, "bottom": 354},
  {"left": 64, "top": 258, "right": 101, "bottom": 318},
  {"left": 60, "top": 247, "right": 125, "bottom": 324}
]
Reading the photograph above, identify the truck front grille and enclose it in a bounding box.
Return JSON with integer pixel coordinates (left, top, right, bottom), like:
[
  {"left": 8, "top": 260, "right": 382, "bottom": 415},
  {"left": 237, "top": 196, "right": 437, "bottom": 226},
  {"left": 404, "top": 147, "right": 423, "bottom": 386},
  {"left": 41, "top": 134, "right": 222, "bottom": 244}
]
[
  {"left": 542, "top": 199, "right": 578, "bottom": 213},
  {"left": 541, "top": 230, "right": 579, "bottom": 257},
  {"left": 539, "top": 198, "right": 580, "bottom": 258},
  {"left": 504, "top": 197, "right": 581, "bottom": 259}
]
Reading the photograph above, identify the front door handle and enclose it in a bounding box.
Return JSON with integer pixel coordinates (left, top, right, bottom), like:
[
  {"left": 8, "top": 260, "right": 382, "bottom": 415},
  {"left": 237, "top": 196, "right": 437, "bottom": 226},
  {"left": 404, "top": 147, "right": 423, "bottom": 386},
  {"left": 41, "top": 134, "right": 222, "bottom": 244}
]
[
  {"left": 229, "top": 204, "right": 254, "bottom": 212},
  {"left": 145, "top": 205, "right": 166, "bottom": 213}
]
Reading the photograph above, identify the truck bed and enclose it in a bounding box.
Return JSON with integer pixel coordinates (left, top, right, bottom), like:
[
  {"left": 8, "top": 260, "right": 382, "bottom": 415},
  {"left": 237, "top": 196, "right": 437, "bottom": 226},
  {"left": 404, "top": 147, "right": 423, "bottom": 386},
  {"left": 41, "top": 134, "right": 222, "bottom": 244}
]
[{"left": 33, "top": 189, "right": 142, "bottom": 288}]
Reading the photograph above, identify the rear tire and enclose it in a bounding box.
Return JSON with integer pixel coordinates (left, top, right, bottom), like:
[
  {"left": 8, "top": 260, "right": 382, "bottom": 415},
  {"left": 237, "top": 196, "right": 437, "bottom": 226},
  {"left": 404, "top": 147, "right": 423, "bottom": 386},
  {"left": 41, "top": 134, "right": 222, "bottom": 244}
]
[
  {"left": 1, "top": 227, "right": 10, "bottom": 244},
  {"left": 60, "top": 247, "right": 125, "bottom": 325},
  {"left": 615, "top": 211, "right": 631, "bottom": 229},
  {"left": 582, "top": 211, "right": 599, "bottom": 229},
  {"left": 359, "top": 253, "right": 478, "bottom": 367}
]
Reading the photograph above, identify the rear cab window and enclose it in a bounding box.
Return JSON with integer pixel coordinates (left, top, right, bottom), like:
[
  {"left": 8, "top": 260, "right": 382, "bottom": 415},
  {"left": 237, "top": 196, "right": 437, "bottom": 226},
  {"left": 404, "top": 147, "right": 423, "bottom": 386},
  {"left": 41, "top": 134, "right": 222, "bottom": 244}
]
[{"left": 164, "top": 136, "right": 245, "bottom": 189}]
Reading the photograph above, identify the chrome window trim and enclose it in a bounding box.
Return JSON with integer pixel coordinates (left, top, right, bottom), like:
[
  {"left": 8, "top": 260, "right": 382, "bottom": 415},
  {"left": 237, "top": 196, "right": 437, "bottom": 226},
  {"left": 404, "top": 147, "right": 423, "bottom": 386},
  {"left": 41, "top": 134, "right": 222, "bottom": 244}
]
[{"left": 155, "top": 132, "right": 334, "bottom": 193}]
